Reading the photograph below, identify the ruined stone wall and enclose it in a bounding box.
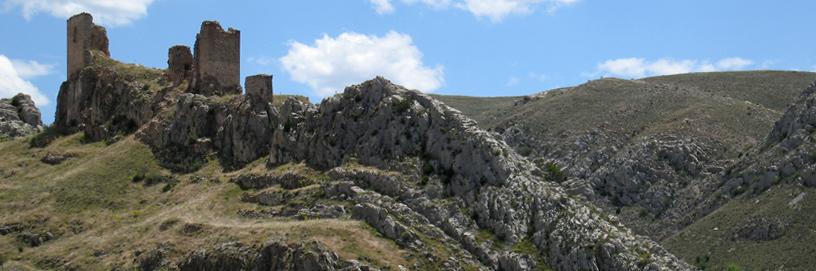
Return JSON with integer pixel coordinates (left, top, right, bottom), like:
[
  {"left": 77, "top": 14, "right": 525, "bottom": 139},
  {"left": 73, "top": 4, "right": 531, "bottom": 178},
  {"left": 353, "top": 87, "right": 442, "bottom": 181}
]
[
  {"left": 245, "top": 74, "right": 273, "bottom": 104},
  {"left": 168, "top": 45, "right": 193, "bottom": 83},
  {"left": 192, "top": 21, "right": 241, "bottom": 95},
  {"left": 67, "top": 13, "right": 109, "bottom": 79}
]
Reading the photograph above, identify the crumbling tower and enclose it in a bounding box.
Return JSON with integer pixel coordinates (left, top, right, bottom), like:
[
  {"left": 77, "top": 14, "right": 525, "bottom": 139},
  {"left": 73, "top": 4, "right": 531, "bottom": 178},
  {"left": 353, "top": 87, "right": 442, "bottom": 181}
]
[
  {"left": 245, "top": 74, "right": 274, "bottom": 105},
  {"left": 191, "top": 21, "right": 241, "bottom": 96},
  {"left": 167, "top": 45, "right": 193, "bottom": 83},
  {"left": 67, "top": 13, "right": 109, "bottom": 79}
]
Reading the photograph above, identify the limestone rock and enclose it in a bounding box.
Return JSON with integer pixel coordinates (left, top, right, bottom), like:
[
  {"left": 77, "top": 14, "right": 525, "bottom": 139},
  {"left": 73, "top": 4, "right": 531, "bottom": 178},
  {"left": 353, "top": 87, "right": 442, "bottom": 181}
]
[
  {"left": 177, "top": 240, "right": 366, "bottom": 271},
  {"left": 54, "top": 57, "right": 162, "bottom": 141},
  {"left": 138, "top": 93, "right": 275, "bottom": 171},
  {"left": 0, "top": 93, "right": 43, "bottom": 138},
  {"left": 267, "top": 77, "right": 693, "bottom": 270}
]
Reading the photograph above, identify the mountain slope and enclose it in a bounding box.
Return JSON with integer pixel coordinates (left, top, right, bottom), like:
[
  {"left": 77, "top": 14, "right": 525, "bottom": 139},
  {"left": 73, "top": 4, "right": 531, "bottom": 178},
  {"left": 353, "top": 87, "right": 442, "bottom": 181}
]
[
  {"left": 665, "top": 81, "right": 816, "bottom": 270},
  {"left": 435, "top": 71, "right": 816, "bottom": 270},
  {"left": 1, "top": 46, "right": 694, "bottom": 270}
]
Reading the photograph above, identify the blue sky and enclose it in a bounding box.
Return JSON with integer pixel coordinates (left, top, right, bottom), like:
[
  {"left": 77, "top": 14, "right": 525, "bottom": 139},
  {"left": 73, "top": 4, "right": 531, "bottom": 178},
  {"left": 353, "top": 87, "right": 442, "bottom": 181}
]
[{"left": 1, "top": 0, "right": 815, "bottom": 124}]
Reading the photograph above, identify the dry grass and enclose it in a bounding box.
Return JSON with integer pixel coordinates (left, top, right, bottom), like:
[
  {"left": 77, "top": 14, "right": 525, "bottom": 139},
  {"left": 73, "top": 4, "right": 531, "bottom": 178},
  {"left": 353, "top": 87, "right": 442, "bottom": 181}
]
[{"left": 0, "top": 135, "right": 412, "bottom": 270}]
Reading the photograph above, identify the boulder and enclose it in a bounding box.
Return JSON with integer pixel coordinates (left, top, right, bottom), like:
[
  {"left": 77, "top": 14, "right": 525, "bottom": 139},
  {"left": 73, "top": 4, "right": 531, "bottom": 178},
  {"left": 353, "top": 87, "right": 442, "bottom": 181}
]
[{"left": 0, "top": 93, "right": 43, "bottom": 138}]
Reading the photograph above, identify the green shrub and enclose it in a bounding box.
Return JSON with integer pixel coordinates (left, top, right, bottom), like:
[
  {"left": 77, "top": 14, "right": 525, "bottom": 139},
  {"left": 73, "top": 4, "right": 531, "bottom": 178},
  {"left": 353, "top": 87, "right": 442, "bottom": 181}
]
[
  {"left": 29, "top": 125, "right": 61, "bottom": 148},
  {"left": 545, "top": 163, "right": 567, "bottom": 182},
  {"left": 726, "top": 263, "right": 743, "bottom": 271},
  {"left": 132, "top": 172, "right": 176, "bottom": 187}
]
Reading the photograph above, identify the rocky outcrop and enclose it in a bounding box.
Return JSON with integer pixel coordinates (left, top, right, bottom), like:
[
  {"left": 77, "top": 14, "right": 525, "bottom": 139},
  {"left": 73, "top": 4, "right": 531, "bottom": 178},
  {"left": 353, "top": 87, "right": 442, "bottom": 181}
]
[
  {"left": 156, "top": 77, "right": 691, "bottom": 270},
  {"left": 177, "top": 240, "right": 367, "bottom": 271},
  {"left": 54, "top": 53, "right": 166, "bottom": 141},
  {"left": 717, "top": 82, "right": 816, "bottom": 195},
  {"left": 138, "top": 93, "right": 275, "bottom": 171},
  {"left": 0, "top": 93, "right": 43, "bottom": 138},
  {"left": 266, "top": 77, "right": 692, "bottom": 270}
]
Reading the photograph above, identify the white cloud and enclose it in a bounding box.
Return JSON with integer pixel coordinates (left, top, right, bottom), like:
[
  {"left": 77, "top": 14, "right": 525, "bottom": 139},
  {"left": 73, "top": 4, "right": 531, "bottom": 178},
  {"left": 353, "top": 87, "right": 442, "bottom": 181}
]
[
  {"left": 373, "top": 0, "right": 578, "bottom": 22},
  {"left": 11, "top": 60, "right": 54, "bottom": 79},
  {"left": 595, "top": 57, "right": 754, "bottom": 78},
  {"left": 403, "top": 0, "right": 453, "bottom": 9},
  {"left": 370, "top": 0, "right": 395, "bottom": 14},
  {"left": 0, "top": 55, "right": 50, "bottom": 105},
  {"left": 2, "top": 0, "right": 155, "bottom": 26},
  {"left": 458, "top": 0, "right": 578, "bottom": 22},
  {"left": 280, "top": 31, "right": 444, "bottom": 97}
]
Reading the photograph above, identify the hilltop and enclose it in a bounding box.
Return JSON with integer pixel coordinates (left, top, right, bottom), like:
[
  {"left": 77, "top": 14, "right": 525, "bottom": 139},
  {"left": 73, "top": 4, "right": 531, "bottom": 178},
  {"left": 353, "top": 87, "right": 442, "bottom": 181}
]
[{"left": 0, "top": 12, "right": 696, "bottom": 271}]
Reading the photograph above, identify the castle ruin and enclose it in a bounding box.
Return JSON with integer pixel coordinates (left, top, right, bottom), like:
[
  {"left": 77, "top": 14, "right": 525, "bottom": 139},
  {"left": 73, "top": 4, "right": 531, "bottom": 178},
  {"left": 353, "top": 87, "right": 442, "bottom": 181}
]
[
  {"left": 245, "top": 74, "right": 274, "bottom": 104},
  {"left": 65, "top": 13, "right": 272, "bottom": 106},
  {"left": 191, "top": 21, "right": 241, "bottom": 96},
  {"left": 167, "top": 45, "right": 193, "bottom": 83},
  {"left": 67, "top": 13, "right": 109, "bottom": 79}
]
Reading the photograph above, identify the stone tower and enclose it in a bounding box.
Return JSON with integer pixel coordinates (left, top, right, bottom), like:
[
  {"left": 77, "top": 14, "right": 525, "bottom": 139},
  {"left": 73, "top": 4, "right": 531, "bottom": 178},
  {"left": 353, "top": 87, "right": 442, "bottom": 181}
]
[
  {"left": 167, "top": 45, "right": 193, "bottom": 83},
  {"left": 191, "top": 21, "right": 241, "bottom": 96},
  {"left": 245, "top": 74, "right": 273, "bottom": 104},
  {"left": 67, "top": 13, "right": 109, "bottom": 79}
]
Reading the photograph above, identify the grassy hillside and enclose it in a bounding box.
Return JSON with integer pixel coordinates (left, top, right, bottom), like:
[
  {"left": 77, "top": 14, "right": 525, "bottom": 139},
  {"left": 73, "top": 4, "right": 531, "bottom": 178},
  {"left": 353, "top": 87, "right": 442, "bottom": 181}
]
[
  {"left": 428, "top": 94, "right": 522, "bottom": 126},
  {"left": 436, "top": 71, "right": 816, "bottom": 153},
  {"left": 645, "top": 71, "right": 816, "bottom": 112},
  {"left": 434, "top": 70, "right": 816, "bottom": 270},
  {"left": 0, "top": 135, "right": 410, "bottom": 270},
  {"left": 664, "top": 184, "right": 816, "bottom": 270}
]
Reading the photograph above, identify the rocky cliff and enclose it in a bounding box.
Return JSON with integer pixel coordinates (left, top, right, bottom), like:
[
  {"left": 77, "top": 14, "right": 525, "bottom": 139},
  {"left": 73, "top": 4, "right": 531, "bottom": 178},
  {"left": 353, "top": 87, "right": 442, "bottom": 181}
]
[{"left": 0, "top": 93, "right": 42, "bottom": 138}]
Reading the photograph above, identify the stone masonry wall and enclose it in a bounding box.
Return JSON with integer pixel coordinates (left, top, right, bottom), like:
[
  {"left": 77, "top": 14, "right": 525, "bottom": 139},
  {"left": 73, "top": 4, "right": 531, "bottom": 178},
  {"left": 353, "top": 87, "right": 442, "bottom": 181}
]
[
  {"left": 245, "top": 74, "right": 273, "bottom": 104},
  {"left": 192, "top": 21, "right": 241, "bottom": 96},
  {"left": 67, "top": 13, "right": 109, "bottom": 79},
  {"left": 168, "top": 45, "right": 193, "bottom": 83}
]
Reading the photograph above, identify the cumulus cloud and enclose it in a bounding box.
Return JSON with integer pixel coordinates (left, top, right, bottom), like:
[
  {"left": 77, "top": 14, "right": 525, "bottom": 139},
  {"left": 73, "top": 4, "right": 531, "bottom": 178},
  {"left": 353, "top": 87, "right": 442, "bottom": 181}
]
[
  {"left": 2, "top": 0, "right": 155, "bottom": 26},
  {"left": 370, "top": 0, "right": 578, "bottom": 22},
  {"left": 458, "top": 0, "right": 579, "bottom": 22},
  {"left": 0, "top": 55, "right": 51, "bottom": 105},
  {"left": 595, "top": 57, "right": 754, "bottom": 78},
  {"left": 280, "top": 31, "right": 444, "bottom": 97},
  {"left": 11, "top": 60, "right": 54, "bottom": 78},
  {"left": 370, "top": 0, "right": 395, "bottom": 14}
]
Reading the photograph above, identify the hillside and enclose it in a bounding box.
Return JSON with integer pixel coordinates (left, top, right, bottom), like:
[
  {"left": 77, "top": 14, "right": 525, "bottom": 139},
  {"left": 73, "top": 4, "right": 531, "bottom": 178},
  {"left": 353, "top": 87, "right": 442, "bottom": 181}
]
[
  {"left": 0, "top": 16, "right": 694, "bottom": 268},
  {"left": 4, "top": 11, "right": 816, "bottom": 271},
  {"left": 435, "top": 71, "right": 816, "bottom": 270}
]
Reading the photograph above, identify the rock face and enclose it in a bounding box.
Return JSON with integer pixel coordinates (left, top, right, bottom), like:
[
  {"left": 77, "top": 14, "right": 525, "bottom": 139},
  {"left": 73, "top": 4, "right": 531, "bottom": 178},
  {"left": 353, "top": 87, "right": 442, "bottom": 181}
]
[
  {"left": 54, "top": 54, "right": 165, "bottom": 140},
  {"left": 138, "top": 93, "right": 274, "bottom": 171},
  {"left": 176, "top": 240, "right": 364, "bottom": 271},
  {"left": 692, "top": 82, "right": 816, "bottom": 218},
  {"left": 0, "top": 93, "right": 43, "bottom": 138},
  {"left": 191, "top": 21, "right": 241, "bottom": 96}
]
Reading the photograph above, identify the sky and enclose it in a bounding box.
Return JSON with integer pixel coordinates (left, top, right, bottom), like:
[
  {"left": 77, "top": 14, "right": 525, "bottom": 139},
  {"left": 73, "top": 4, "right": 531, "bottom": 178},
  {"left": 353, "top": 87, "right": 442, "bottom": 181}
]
[{"left": 1, "top": 0, "right": 815, "bottom": 124}]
